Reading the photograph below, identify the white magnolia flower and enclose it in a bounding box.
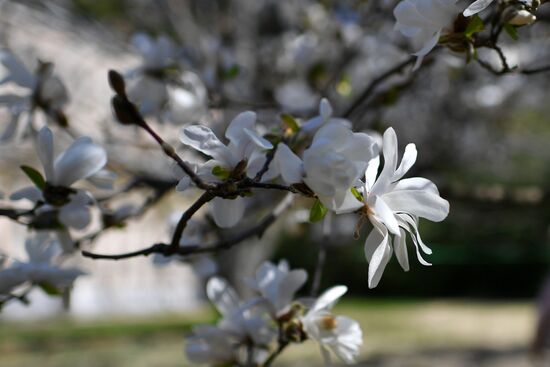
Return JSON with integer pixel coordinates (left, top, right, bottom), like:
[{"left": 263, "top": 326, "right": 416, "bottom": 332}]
[
  {"left": 301, "top": 98, "right": 351, "bottom": 135},
  {"left": 11, "top": 127, "right": 107, "bottom": 232},
  {"left": 0, "top": 50, "right": 68, "bottom": 141},
  {"left": 0, "top": 233, "right": 85, "bottom": 295},
  {"left": 463, "top": 0, "right": 495, "bottom": 17},
  {"left": 185, "top": 325, "right": 238, "bottom": 365},
  {"left": 244, "top": 260, "right": 308, "bottom": 318},
  {"left": 206, "top": 277, "right": 276, "bottom": 347},
  {"left": 179, "top": 112, "right": 273, "bottom": 227},
  {"left": 361, "top": 128, "right": 449, "bottom": 288},
  {"left": 301, "top": 286, "right": 363, "bottom": 365},
  {"left": 394, "top": 0, "right": 460, "bottom": 69},
  {"left": 303, "top": 122, "right": 376, "bottom": 213}
]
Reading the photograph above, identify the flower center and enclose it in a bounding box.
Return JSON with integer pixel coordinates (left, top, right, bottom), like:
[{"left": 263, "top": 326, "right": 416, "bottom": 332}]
[{"left": 319, "top": 315, "right": 338, "bottom": 330}]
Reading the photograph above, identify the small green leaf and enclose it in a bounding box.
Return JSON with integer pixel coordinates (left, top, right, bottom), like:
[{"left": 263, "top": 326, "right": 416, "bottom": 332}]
[
  {"left": 309, "top": 199, "right": 328, "bottom": 223},
  {"left": 37, "top": 282, "right": 62, "bottom": 296},
  {"left": 351, "top": 187, "right": 363, "bottom": 202},
  {"left": 212, "top": 165, "right": 231, "bottom": 180},
  {"left": 504, "top": 24, "right": 519, "bottom": 40},
  {"left": 20, "top": 165, "right": 45, "bottom": 189},
  {"left": 223, "top": 65, "right": 240, "bottom": 79},
  {"left": 464, "top": 15, "right": 484, "bottom": 38},
  {"left": 281, "top": 114, "right": 300, "bottom": 133}
]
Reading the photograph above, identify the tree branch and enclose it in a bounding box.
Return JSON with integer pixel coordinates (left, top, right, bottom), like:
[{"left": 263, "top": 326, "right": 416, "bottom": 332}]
[{"left": 81, "top": 194, "right": 294, "bottom": 261}]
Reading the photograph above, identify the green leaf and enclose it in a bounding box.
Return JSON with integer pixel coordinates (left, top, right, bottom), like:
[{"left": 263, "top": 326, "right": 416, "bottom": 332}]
[
  {"left": 211, "top": 165, "right": 231, "bottom": 180},
  {"left": 37, "top": 282, "right": 62, "bottom": 296},
  {"left": 504, "top": 24, "right": 519, "bottom": 41},
  {"left": 309, "top": 199, "right": 328, "bottom": 223},
  {"left": 464, "top": 15, "right": 484, "bottom": 38},
  {"left": 223, "top": 65, "right": 240, "bottom": 79},
  {"left": 351, "top": 187, "right": 363, "bottom": 202},
  {"left": 281, "top": 114, "right": 300, "bottom": 133},
  {"left": 20, "top": 165, "right": 45, "bottom": 189}
]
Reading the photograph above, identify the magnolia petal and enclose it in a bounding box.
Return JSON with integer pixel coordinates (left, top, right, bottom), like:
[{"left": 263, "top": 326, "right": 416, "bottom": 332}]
[
  {"left": 211, "top": 197, "right": 245, "bottom": 228},
  {"left": 10, "top": 186, "right": 43, "bottom": 203},
  {"left": 0, "top": 112, "right": 20, "bottom": 142},
  {"left": 176, "top": 176, "right": 191, "bottom": 192},
  {"left": 331, "top": 189, "right": 364, "bottom": 215},
  {"left": 319, "top": 98, "right": 333, "bottom": 120},
  {"left": 367, "top": 233, "right": 392, "bottom": 289},
  {"left": 59, "top": 200, "right": 91, "bottom": 230},
  {"left": 312, "top": 285, "right": 347, "bottom": 312},
  {"left": 225, "top": 111, "right": 256, "bottom": 146},
  {"left": 180, "top": 125, "right": 232, "bottom": 165},
  {"left": 265, "top": 143, "right": 303, "bottom": 184},
  {"left": 399, "top": 214, "right": 433, "bottom": 256},
  {"left": 370, "top": 128, "right": 398, "bottom": 196},
  {"left": 55, "top": 230, "right": 75, "bottom": 254},
  {"left": 54, "top": 137, "right": 107, "bottom": 187},
  {"left": 87, "top": 169, "right": 117, "bottom": 190},
  {"left": 0, "top": 49, "right": 35, "bottom": 88},
  {"left": 392, "top": 143, "right": 417, "bottom": 182},
  {"left": 392, "top": 177, "right": 439, "bottom": 194},
  {"left": 394, "top": 229, "right": 410, "bottom": 271},
  {"left": 244, "top": 128, "right": 273, "bottom": 150},
  {"left": 364, "top": 156, "right": 380, "bottom": 193},
  {"left": 372, "top": 196, "right": 400, "bottom": 235},
  {"left": 206, "top": 276, "right": 240, "bottom": 315},
  {"left": 37, "top": 127, "right": 55, "bottom": 182},
  {"left": 275, "top": 269, "right": 308, "bottom": 314},
  {"left": 413, "top": 30, "right": 440, "bottom": 59},
  {"left": 463, "top": 0, "right": 495, "bottom": 17},
  {"left": 382, "top": 189, "right": 449, "bottom": 222}
]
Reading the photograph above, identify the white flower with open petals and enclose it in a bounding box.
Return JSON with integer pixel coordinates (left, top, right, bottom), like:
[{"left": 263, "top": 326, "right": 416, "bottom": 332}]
[
  {"left": 361, "top": 127, "right": 449, "bottom": 288},
  {"left": 303, "top": 122, "right": 376, "bottom": 213},
  {"left": 394, "top": 0, "right": 460, "bottom": 69},
  {"left": 11, "top": 127, "right": 107, "bottom": 232},
  {"left": 0, "top": 233, "right": 85, "bottom": 295},
  {"left": 206, "top": 277, "right": 275, "bottom": 347},
  {"left": 301, "top": 98, "right": 351, "bottom": 135},
  {"left": 244, "top": 260, "right": 308, "bottom": 318},
  {"left": 301, "top": 286, "right": 363, "bottom": 365},
  {"left": 0, "top": 50, "right": 68, "bottom": 141},
  {"left": 463, "top": 0, "right": 495, "bottom": 17},
  {"left": 180, "top": 112, "right": 273, "bottom": 228}
]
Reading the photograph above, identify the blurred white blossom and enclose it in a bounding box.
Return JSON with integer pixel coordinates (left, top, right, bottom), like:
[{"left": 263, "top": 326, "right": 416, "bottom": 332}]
[
  {"left": 394, "top": 0, "right": 460, "bottom": 68},
  {"left": 301, "top": 286, "right": 363, "bottom": 365},
  {"left": 179, "top": 112, "right": 273, "bottom": 227}
]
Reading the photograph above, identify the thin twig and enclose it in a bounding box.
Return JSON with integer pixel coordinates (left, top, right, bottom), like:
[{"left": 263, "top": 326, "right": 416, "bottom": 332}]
[
  {"left": 310, "top": 212, "right": 331, "bottom": 297},
  {"left": 343, "top": 56, "right": 416, "bottom": 119},
  {"left": 170, "top": 191, "right": 214, "bottom": 249},
  {"left": 81, "top": 195, "right": 294, "bottom": 261}
]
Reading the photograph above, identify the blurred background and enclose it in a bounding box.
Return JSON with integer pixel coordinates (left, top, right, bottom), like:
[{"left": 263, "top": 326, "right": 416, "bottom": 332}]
[{"left": 1, "top": 0, "right": 550, "bottom": 366}]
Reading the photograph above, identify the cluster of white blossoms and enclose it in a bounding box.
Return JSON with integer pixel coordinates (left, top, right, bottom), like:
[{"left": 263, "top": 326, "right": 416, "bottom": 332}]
[
  {"left": 179, "top": 98, "right": 449, "bottom": 288},
  {"left": 125, "top": 33, "right": 207, "bottom": 125},
  {"left": 394, "top": 0, "right": 538, "bottom": 68},
  {"left": 0, "top": 233, "right": 85, "bottom": 299},
  {"left": 0, "top": 49, "right": 68, "bottom": 141},
  {"left": 186, "top": 260, "right": 362, "bottom": 366}
]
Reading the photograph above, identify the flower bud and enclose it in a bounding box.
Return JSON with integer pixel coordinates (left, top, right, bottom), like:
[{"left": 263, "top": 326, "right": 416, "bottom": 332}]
[
  {"left": 108, "top": 70, "right": 127, "bottom": 97},
  {"left": 111, "top": 95, "right": 143, "bottom": 126},
  {"left": 504, "top": 8, "right": 536, "bottom": 26}
]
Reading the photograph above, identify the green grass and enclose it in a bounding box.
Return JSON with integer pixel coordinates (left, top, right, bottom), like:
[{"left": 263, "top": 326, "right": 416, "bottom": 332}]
[{"left": 0, "top": 299, "right": 535, "bottom": 367}]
